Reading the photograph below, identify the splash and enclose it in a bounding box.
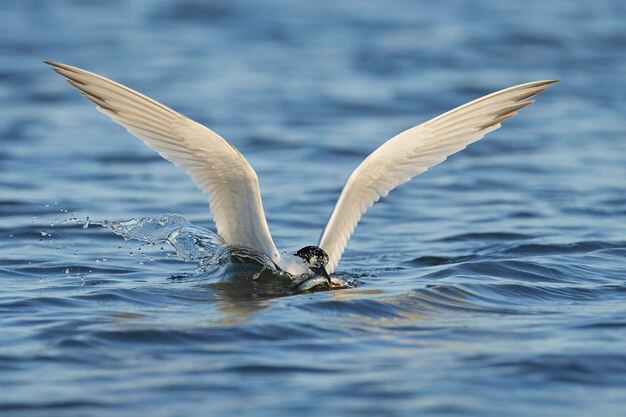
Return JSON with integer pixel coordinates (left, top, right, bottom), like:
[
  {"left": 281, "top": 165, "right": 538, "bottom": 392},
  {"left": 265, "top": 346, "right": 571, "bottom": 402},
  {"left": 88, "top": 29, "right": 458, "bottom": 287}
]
[
  {"left": 95, "top": 214, "right": 224, "bottom": 263},
  {"left": 91, "top": 214, "right": 353, "bottom": 292}
]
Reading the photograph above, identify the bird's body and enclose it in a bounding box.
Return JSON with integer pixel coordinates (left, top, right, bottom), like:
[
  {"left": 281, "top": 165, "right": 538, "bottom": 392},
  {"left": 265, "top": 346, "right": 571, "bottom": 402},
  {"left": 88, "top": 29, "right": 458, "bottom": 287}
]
[{"left": 46, "top": 61, "right": 556, "bottom": 285}]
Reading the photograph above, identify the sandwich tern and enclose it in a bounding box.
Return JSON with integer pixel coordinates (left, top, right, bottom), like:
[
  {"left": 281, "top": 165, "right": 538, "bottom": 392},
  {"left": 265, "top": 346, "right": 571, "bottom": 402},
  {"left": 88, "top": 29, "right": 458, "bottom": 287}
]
[{"left": 46, "top": 61, "right": 556, "bottom": 287}]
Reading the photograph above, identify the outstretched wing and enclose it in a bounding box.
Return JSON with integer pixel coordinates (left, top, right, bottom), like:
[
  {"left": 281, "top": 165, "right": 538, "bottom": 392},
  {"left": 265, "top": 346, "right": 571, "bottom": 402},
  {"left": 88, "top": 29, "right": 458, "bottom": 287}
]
[
  {"left": 319, "top": 80, "right": 557, "bottom": 273},
  {"left": 46, "top": 61, "right": 280, "bottom": 261}
]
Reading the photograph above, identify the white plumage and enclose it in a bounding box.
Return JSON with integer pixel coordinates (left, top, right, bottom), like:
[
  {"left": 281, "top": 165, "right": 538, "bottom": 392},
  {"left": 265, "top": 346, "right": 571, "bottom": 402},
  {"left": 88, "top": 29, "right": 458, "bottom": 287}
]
[
  {"left": 46, "top": 61, "right": 280, "bottom": 263},
  {"left": 318, "top": 80, "right": 556, "bottom": 273},
  {"left": 46, "top": 61, "right": 555, "bottom": 275}
]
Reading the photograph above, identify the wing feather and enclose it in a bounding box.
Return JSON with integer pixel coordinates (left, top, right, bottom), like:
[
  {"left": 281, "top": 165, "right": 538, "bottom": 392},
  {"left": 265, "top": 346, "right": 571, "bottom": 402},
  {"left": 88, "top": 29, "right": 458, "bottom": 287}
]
[
  {"left": 319, "top": 80, "right": 557, "bottom": 273},
  {"left": 46, "top": 61, "right": 280, "bottom": 260}
]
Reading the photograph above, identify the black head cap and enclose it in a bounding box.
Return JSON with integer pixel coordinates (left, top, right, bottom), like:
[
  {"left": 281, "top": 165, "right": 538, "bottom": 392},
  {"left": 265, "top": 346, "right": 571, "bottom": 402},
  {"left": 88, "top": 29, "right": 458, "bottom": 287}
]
[{"left": 295, "top": 246, "right": 329, "bottom": 268}]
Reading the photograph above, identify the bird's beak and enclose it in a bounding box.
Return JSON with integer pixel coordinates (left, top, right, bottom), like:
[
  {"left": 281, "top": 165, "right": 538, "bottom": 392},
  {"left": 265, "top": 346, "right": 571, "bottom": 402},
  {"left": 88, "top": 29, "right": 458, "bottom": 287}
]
[{"left": 310, "top": 266, "right": 332, "bottom": 287}]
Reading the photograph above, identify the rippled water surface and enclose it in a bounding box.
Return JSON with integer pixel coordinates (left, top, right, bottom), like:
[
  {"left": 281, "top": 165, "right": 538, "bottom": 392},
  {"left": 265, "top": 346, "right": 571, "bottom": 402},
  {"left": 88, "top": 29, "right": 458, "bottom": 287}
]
[{"left": 2, "top": 1, "right": 626, "bottom": 416}]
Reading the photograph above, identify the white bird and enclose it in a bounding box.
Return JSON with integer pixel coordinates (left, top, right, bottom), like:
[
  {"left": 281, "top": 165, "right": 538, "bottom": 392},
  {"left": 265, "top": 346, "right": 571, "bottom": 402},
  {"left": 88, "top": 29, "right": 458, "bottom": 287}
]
[{"left": 46, "top": 61, "right": 556, "bottom": 287}]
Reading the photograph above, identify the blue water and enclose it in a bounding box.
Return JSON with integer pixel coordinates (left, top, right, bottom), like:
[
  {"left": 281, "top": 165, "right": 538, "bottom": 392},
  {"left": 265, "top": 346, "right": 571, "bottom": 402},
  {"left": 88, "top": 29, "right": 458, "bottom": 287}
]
[{"left": 2, "top": 1, "right": 626, "bottom": 416}]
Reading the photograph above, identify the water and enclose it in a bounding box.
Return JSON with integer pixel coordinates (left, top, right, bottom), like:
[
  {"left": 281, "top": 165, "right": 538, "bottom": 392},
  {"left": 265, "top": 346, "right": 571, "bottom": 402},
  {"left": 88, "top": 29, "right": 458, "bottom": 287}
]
[{"left": 2, "top": 1, "right": 626, "bottom": 416}]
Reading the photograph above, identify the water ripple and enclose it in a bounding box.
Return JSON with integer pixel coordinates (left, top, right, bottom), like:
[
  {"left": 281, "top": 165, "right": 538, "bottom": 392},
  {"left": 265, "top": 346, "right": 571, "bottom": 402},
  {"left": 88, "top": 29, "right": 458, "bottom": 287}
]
[{"left": 2, "top": 1, "right": 626, "bottom": 416}]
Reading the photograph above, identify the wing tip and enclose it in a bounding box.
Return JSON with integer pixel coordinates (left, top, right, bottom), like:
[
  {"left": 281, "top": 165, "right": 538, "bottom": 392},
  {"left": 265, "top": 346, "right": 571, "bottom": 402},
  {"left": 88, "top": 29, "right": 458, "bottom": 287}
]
[
  {"left": 45, "top": 61, "right": 83, "bottom": 76},
  {"left": 529, "top": 79, "right": 559, "bottom": 87},
  {"left": 530, "top": 79, "right": 558, "bottom": 91},
  {"left": 44, "top": 60, "right": 66, "bottom": 69}
]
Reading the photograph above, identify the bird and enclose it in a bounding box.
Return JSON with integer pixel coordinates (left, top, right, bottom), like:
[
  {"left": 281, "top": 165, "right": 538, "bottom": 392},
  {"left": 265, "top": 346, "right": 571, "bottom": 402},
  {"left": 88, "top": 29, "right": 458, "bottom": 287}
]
[{"left": 45, "top": 61, "right": 556, "bottom": 288}]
